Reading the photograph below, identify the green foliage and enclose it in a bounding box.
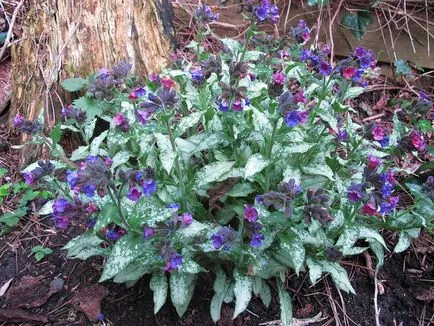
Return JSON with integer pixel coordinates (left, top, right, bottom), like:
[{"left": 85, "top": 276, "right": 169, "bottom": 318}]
[
  {"left": 341, "top": 11, "right": 373, "bottom": 40},
  {"left": 61, "top": 78, "right": 87, "bottom": 92},
  {"left": 394, "top": 59, "right": 412, "bottom": 76},
  {"left": 31, "top": 245, "right": 53, "bottom": 261}
]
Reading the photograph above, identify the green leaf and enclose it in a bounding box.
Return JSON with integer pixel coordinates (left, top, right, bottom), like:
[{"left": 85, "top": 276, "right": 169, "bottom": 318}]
[
  {"left": 277, "top": 280, "right": 292, "bottom": 326},
  {"left": 0, "top": 167, "right": 8, "bottom": 178},
  {"left": 244, "top": 154, "right": 269, "bottom": 180},
  {"left": 343, "top": 87, "right": 365, "bottom": 101},
  {"left": 150, "top": 272, "right": 168, "bottom": 314},
  {"left": 306, "top": 257, "right": 323, "bottom": 285},
  {"left": 279, "top": 234, "right": 305, "bottom": 275},
  {"left": 50, "top": 123, "right": 62, "bottom": 143},
  {"left": 1, "top": 207, "right": 26, "bottom": 227},
  {"left": 394, "top": 229, "right": 417, "bottom": 253},
  {"left": 112, "top": 261, "right": 149, "bottom": 284},
  {"left": 232, "top": 270, "right": 252, "bottom": 319},
  {"left": 155, "top": 133, "right": 176, "bottom": 174},
  {"left": 129, "top": 200, "right": 174, "bottom": 228},
  {"left": 175, "top": 112, "right": 203, "bottom": 136},
  {"left": 252, "top": 107, "right": 272, "bottom": 136},
  {"left": 99, "top": 234, "right": 144, "bottom": 281},
  {"left": 170, "top": 272, "right": 197, "bottom": 317},
  {"left": 258, "top": 280, "right": 271, "bottom": 308},
  {"left": 95, "top": 202, "right": 119, "bottom": 231},
  {"left": 336, "top": 225, "right": 387, "bottom": 250},
  {"left": 111, "top": 151, "right": 131, "bottom": 170},
  {"left": 319, "top": 260, "right": 356, "bottom": 294},
  {"left": 210, "top": 268, "right": 231, "bottom": 323},
  {"left": 221, "top": 38, "right": 242, "bottom": 54},
  {"left": 341, "top": 11, "right": 373, "bottom": 40},
  {"left": 73, "top": 96, "right": 104, "bottom": 119},
  {"left": 394, "top": 59, "right": 412, "bottom": 76},
  {"left": 61, "top": 78, "right": 87, "bottom": 92},
  {"left": 194, "top": 161, "right": 236, "bottom": 189},
  {"left": 226, "top": 183, "right": 255, "bottom": 197},
  {"left": 369, "top": 240, "right": 384, "bottom": 268},
  {"left": 63, "top": 232, "right": 106, "bottom": 260},
  {"left": 90, "top": 130, "right": 108, "bottom": 154},
  {"left": 70, "top": 145, "right": 90, "bottom": 161},
  {"left": 0, "top": 32, "right": 7, "bottom": 44},
  {"left": 302, "top": 155, "right": 334, "bottom": 180}
]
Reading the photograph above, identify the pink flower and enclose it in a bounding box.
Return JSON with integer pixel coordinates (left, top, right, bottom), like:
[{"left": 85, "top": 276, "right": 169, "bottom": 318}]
[
  {"left": 161, "top": 77, "right": 175, "bottom": 89},
  {"left": 367, "top": 155, "right": 382, "bottom": 169},
  {"left": 372, "top": 124, "right": 385, "bottom": 141},
  {"left": 272, "top": 71, "right": 286, "bottom": 85},
  {"left": 361, "top": 202, "right": 377, "bottom": 216},
  {"left": 294, "top": 90, "right": 307, "bottom": 104},
  {"left": 113, "top": 113, "right": 126, "bottom": 126},
  {"left": 244, "top": 204, "right": 259, "bottom": 222},
  {"left": 342, "top": 67, "right": 356, "bottom": 79},
  {"left": 411, "top": 131, "right": 426, "bottom": 151},
  {"left": 148, "top": 73, "right": 159, "bottom": 82}
]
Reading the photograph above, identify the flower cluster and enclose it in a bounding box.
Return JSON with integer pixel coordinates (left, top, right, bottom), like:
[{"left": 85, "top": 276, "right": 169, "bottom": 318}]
[
  {"left": 291, "top": 20, "right": 311, "bottom": 43},
  {"left": 211, "top": 226, "right": 237, "bottom": 250},
  {"left": 253, "top": 0, "right": 279, "bottom": 24},
  {"left": 348, "top": 156, "right": 399, "bottom": 216},
  {"left": 13, "top": 114, "right": 42, "bottom": 134},
  {"left": 112, "top": 113, "right": 130, "bottom": 132},
  {"left": 299, "top": 45, "right": 332, "bottom": 76},
  {"left": 194, "top": 4, "right": 219, "bottom": 24},
  {"left": 304, "top": 188, "right": 331, "bottom": 225},
  {"left": 121, "top": 168, "right": 157, "bottom": 202},
  {"left": 87, "top": 61, "right": 132, "bottom": 100},
  {"left": 256, "top": 179, "right": 302, "bottom": 217},
  {"left": 67, "top": 155, "right": 112, "bottom": 198},
  {"left": 22, "top": 160, "right": 54, "bottom": 185},
  {"left": 365, "top": 123, "right": 389, "bottom": 147},
  {"left": 243, "top": 205, "right": 264, "bottom": 247},
  {"left": 61, "top": 105, "right": 86, "bottom": 123},
  {"left": 52, "top": 197, "right": 97, "bottom": 229},
  {"left": 140, "top": 86, "right": 179, "bottom": 113},
  {"left": 128, "top": 86, "right": 147, "bottom": 101},
  {"left": 399, "top": 130, "right": 426, "bottom": 153},
  {"left": 279, "top": 90, "right": 309, "bottom": 127}
]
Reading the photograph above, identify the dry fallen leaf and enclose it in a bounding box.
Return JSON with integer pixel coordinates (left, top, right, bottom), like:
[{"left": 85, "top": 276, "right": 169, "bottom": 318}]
[
  {"left": 71, "top": 284, "right": 107, "bottom": 322},
  {"left": 5, "top": 276, "right": 59, "bottom": 308},
  {"left": 0, "top": 278, "right": 13, "bottom": 297},
  {"left": 0, "top": 308, "right": 49, "bottom": 323}
]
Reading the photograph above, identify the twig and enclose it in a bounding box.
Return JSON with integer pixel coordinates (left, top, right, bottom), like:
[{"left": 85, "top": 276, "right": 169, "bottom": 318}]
[
  {"left": 0, "top": 0, "right": 24, "bottom": 61},
  {"left": 374, "top": 268, "right": 381, "bottom": 326},
  {"left": 362, "top": 113, "right": 386, "bottom": 123}
]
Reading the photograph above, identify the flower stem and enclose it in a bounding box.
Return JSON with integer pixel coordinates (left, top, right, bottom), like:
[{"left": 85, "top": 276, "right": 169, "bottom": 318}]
[
  {"left": 107, "top": 185, "right": 129, "bottom": 229},
  {"left": 264, "top": 119, "right": 278, "bottom": 191},
  {"left": 165, "top": 121, "right": 187, "bottom": 208}
]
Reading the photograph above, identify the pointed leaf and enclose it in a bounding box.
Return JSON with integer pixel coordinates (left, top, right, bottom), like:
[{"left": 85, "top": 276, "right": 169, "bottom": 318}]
[
  {"left": 194, "top": 161, "right": 236, "bottom": 189},
  {"left": 155, "top": 133, "right": 176, "bottom": 174},
  {"left": 277, "top": 280, "right": 292, "bottom": 326},
  {"left": 232, "top": 270, "right": 252, "bottom": 319},
  {"left": 170, "top": 272, "right": 197, "bottom": 317},
  {"left": 150, "top": 273, "right": 168, "bottom": 314},
  {"left": 244, "top": 154, "right": 269, "bottom": 179}
]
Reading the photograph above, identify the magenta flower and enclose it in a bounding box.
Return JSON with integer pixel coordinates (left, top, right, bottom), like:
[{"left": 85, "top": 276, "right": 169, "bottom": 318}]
[
  {"left": 180, "top": 212, "right": 193, "bottom": 226},
  {"left": 244, "top": 204, "right": 259, "bottom": 223},
  {"left": 113, "top": 113, "right": 126, "bottom": 126},
  {"left": 161, "top": 77, "right": 175, "bottom": 89},
  {"left": 361, "top": 202, "right": 377, "bottom": 216},
  {"left": 367, "top": 155, "right": 382, "bottom": 169},
  {"left": 342, "top": 67, "right": 356, "bottom": 79},
  {"left": 371, "top": 124, "right": 385, "bottom": 141},
  {"left": 143, "top": 226, "right": 154, "bottom": 239},
  {"left": 272, "top": 71, "right": 286, "bottom": 85},
  {"left": 127, "top": 186, "right": 142, "bottom": 201},
  {"left": 411, "top": 131, "right": 426, "bottom": 151}
]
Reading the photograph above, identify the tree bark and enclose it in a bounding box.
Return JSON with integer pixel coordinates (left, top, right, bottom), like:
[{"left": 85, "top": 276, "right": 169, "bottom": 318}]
[{"left": 10, "top": 0, "right": 175, "bottom": 166}]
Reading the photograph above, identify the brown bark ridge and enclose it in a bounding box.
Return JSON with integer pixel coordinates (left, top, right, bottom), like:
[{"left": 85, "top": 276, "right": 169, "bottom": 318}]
[{"left": 10, "top": 0, "right": 175, "bottom": 166}]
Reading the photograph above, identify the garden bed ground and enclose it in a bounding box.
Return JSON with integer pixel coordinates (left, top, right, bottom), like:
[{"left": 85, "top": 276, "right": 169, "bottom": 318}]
[{"left": 0, "top": 217, "right": 432, "bottom": 325}]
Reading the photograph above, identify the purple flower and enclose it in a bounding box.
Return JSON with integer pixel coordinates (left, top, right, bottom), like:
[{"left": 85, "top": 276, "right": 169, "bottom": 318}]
[
  {"left": 13, "top": 114, "right": 25, "bottom": 128},
  {"left": 163, "top": 252, "right": 183, "bottom": 272},
  {"left": 22, "top": 172, "right": 36, "bottom": 185},
  {"left": 54, "top": 216, "right": 70, "bottom": 229},
  {"left": 194, "top": 5, "right": 219, "bottom": 24},
  {"left": 379, "top": 136, "right": 389, "bottom": 147},
  {"left": 300, "top": 49, "right": 311, "bottom": 62},
  {"left": 135, "top": 109, "right": 151, "bottom": 125},
  {"left": 250, "top": 233, "right": 265, "bottom": 248},
  {"left": 411, "top": 131, "right": 426, "bottom": 151},
  {"left": 372, "top": 124, "right": 385, "bottom": 141},
  {"left": 361, "top": 202, "right": 377, "bottom": 216},
  {"left": 66, "top": 170, "right": 79, "bottom": 188},
  {"left": 244, "top": 204, "right": 258, "bottom": 223},
  {"left": 218, "top": 101, "right": 230, "bottom": 112},
  {"left": 367, "top": 155, "right": 381, "bottom": 169},
  {"left": 272, "top": 71, "right": 286, "bottom": 85},
  {"left": 129, "top": 86, "right": 147, "bottom": 100},
  {"left": 319, "top": 61, "right": 332, "bottom": 75},
  {"left": 143, "top": 226, "right": 154, "bottom": 239},
  {"left": 253, "top": 0, "right": 279, "bottom": 24},
  {"left": 336, "top": 130, "right": 349, "bottom": 142},
  {"left": 232, "top": 98, "right": 244, "bottom": 112},
  {"left": 347, "top": 184, "right": 363, "bottom": 202},
  {"left": 53, "top": 198, "right": 69, "bottom": 213},
  {"left": 142, "top": 179, "right": 157, "bottom": 197},
  {"left": 82, "top": 184, "right": 96, "bottom": 198},
  {"left": 285, "top": 110, "right": 308, "bottom": 127},
  {"left": 105, "top": 229, "right": 121, "bottom": 241},
  {"left": 380, "top": 196, "right": 399, "bottom": 215},
  {"left": 104, "top": 157, "right": 113, "bottom": 167},
  {"left": 167, "top": 203, "right": 180, "bottom": 210},
  {"left": 191, "top": 69, "right": 205, "bottom": 85},
  {"left": 211, "top": 226, "right": 237, "bottom": 250},
  {"left": 180, "top": 212, "right": 193, "bottom": 226},
  {"left": 127, "top": 185, "right": 142, "bottom": 201},
  {"left": 354, "top": 47, "right": 367, "bottom": 59},
  {"left": 291, "top": 20, "right": 311, "bottom": 43},
  {"left": 113, "top": 113, "right": 126, "bottom": 126}
]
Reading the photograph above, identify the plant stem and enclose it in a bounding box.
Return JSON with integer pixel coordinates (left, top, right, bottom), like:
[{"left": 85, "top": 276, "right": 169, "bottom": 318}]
[
  {"left": 107, "top": 185, "right": 129, "bottom": 229},
  {"left": 264, "top": 119, "right": 278, "bottom": 192},
  {"left": 165, "top": 121, "right": 187, "bottom": 208},
  {"left": 40, "top": 134, "right": 77, "bottom": 169}
]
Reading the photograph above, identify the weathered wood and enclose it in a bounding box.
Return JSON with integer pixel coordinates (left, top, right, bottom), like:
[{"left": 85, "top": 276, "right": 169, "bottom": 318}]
[{"left": 10, "top": 0, "right": 175, "bottom": 166}]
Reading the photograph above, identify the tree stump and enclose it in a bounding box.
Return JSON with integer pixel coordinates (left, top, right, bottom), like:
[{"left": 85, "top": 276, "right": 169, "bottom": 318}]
[{"left": 10, "top": 0, "right": 175, "bottom": 166}]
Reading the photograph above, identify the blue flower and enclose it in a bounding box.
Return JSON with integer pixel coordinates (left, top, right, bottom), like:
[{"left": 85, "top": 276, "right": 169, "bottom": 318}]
[
  {"left": 82, "top": 184, "right": 96, "bottom": 198},
  {"left": 347, "top": 184, "right": 363, "bottom": 202},
  {"left": 218, "top": 101, "right": 230, "bottom": 112},
  {"left": 380, "top": 196, "right": 399, "bottom": 215},
  {"left": 66, "top": 170, "right": 79, "bottom": 188},
  {"left": 142, "top": 179, "right": 157, "bottom": 196},
  {"left": 285, "top": 110, "right": 308, "bottom": 127},
  {"left": 250, "top": 233, "right": 265, "bottom": 248},
  {"left": 319, "top": 61, "right": 332, "bottom": 75},
  {"left": 53, "top": 198, "right": 69, "bottom": 213},
  {"left": 379, "top": 136, "right": 389, "bottom": 147},
  {"left": 163, "top": 252, "right": 183, "bottom": 272},
  {"left": 210, "top": 226, "right": 236, "bottom": 250}
]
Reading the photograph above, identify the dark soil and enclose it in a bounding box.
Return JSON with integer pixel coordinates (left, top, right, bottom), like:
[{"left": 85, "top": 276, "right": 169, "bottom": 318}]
[{"left": 0, "top": 217, "right": 432, "bottom": 325}]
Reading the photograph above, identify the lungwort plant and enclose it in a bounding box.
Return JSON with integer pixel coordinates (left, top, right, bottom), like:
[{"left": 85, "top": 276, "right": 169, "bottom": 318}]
[{"left": 14, "top": 3, "right": 433, "bottom": 323}]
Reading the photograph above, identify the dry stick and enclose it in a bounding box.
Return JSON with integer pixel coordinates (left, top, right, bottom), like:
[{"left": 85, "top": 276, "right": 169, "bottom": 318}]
[
  {"left": 374, "top": 268, "right": 381, "bottom": 326},
  {"left": 362, "top": 113, "right": 386, "bottom": 123},
  {"left": 403, "top": 0, "right": 417, "bottom": 53},
  {"left": 329, "top": 0, "right": 344, "bottom": 64},
  {"left": 0, "top": 0, "right": 24, "bottom": 61},
  {"left": 283, "top": 0, "right": 291, "bottom": 34}
]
